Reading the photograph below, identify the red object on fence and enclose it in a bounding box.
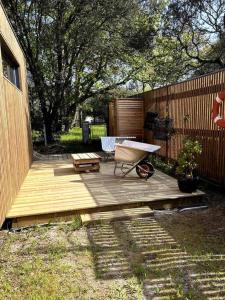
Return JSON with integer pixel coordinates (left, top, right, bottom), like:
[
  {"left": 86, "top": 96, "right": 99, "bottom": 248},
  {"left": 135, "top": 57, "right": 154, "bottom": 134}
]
[{"left": 212, "top": 91, "right": 225, "bottom": 128}]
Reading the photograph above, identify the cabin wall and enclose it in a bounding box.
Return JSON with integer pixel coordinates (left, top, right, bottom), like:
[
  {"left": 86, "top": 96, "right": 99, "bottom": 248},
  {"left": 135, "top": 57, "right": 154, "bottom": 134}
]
[{"left": 0, "top": 3, "right": 32, "bottom": 227}]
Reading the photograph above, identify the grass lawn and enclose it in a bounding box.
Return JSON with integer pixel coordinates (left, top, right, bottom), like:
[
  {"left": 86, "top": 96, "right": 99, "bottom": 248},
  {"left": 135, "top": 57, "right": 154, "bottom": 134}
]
[
  {"left": 34, "top": 125, "right": 107, "bottom": 154},
  {"left": 60, "top": 125, "right": 107, "bottom": 142},
  {"left": 60, "top": 127, "right": 83, "bottom": 142},
  {"left": 1, "top": 189, "right": 225, "bottom": 299}
]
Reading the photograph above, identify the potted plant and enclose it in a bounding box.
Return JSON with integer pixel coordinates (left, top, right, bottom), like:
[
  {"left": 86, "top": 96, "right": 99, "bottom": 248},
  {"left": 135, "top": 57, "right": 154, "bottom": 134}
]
[{"left": 176, "top": 137, "right": 202, "bottom": 193}]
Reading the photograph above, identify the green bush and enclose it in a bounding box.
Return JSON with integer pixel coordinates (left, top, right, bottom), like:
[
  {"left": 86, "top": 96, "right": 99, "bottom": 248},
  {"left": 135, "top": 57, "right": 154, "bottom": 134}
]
[
  {"left": 149, "top": 156, "right": 175, "bottom": 175},
  {"left": 32, "top": 130, "right": 42, "bottom": 142},
  {"left": 176, "top": 137, "right": 202, "bottom": 177}
]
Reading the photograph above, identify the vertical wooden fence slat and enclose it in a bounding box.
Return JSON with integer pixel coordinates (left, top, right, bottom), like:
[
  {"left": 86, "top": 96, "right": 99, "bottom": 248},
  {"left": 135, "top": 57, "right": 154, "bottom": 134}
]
[{"left": 142, "top": 69, "right": 225, "bottom": 184}]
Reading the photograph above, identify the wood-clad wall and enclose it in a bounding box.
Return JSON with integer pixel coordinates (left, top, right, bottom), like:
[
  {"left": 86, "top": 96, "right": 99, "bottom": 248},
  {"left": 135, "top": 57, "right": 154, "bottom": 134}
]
[
  {"left": 109, "top": 98, "right": 144, "bottom": 140},
  {"left": 0, "top": 3, "right": 32, "bottom": 227},
  {"left": 144, "top": 69, "right": 225, "bottom": 184}
]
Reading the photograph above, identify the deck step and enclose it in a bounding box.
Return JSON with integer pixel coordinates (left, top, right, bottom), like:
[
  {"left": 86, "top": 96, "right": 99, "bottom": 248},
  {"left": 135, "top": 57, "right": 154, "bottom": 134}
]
[{"left": 81, "top": 206, "right": 153, "bottom": 224}]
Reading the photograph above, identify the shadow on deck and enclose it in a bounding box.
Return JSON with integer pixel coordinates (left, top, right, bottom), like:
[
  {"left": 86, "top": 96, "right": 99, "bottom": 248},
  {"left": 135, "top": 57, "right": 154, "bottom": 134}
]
[{"left": 5, "top": 156, "right": 204, "bottom": 227}]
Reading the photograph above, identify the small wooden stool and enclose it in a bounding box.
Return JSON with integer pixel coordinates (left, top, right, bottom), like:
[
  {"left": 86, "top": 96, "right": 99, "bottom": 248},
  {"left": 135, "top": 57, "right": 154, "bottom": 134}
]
[{"left": 71, "top": 153, "right": 101, "bottom": 173}]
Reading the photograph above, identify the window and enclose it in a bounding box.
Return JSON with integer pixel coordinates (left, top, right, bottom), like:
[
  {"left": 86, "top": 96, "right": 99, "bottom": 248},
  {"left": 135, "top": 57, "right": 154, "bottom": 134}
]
[{"left": 1, "top": 43, "right": 21, "bottom": 89}]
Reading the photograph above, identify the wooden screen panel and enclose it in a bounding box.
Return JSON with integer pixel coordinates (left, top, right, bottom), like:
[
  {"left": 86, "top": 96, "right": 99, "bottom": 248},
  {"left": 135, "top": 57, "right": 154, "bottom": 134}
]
[
  {"left": 0, "top": 3, "right": 32, "bottom": 227},
  {"left": 114, "top": 98, "right": 144, "bottom": 140}
]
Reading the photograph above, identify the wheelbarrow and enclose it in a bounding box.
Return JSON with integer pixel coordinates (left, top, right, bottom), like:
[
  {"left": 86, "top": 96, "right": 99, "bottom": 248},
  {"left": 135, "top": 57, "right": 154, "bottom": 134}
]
[
  {"left": 114, "top": 140, "right": 161, "bottom": 180},
  {"left": 101, "top": 136, "right": 136, "bottom": 160}
]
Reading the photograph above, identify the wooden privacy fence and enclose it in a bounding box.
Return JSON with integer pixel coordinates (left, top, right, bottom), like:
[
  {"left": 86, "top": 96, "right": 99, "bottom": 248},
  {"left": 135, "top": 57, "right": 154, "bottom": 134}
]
[
  {"left": 0, "top": 3, "right": 32, "bottom": 227},
  {"left": 143, "top": 69, "right": 225, "bottom": 184},
  {"left": 109, "top": 70, "right": 225, "bottom": 184},
  {"left": 109, "top": 98, "right": 144, "bottom": 140}
]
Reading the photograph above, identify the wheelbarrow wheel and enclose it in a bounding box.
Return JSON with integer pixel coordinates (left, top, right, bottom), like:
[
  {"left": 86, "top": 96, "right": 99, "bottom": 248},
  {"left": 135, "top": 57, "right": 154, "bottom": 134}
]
[{"left": 136, "top": 162, "right": 154, "bottom": 179}]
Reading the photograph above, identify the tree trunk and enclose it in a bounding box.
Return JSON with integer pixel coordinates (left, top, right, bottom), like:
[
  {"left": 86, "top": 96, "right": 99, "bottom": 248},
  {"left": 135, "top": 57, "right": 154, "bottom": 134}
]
[
  {"left": 64, "top": 119, "right": 70, "bottom": 132},
  {"left": 79, "top": 109, "right": 83, "bottom": 128},
  {"left": 44, "top": 117, "right": 54, "bottom": 143},
  {"left": 72, "top": 106, "right": 80, "bottom": 127}
]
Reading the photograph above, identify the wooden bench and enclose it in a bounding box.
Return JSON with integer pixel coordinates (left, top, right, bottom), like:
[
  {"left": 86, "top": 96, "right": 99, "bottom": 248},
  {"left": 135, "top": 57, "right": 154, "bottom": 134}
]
[{"left": 71, "top": 153, "right": 101, "bottom": 173}]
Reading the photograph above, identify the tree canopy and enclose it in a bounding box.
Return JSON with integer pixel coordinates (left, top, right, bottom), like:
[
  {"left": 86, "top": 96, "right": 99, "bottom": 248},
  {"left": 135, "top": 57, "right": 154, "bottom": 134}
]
[
  {"left": 3, "top": 0, "right": 225, "bottom": 141},
  {"left": 3, "top": 0, "right": 156, "bottom": 140},
  {"left": 164, "top": 0, "right": 225, "bottom": 72}
]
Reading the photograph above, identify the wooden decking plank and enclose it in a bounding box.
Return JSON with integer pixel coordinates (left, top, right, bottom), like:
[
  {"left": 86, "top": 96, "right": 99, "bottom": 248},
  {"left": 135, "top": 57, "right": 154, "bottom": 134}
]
[
  {"left": 11, "top": 194, "right": 92, "bottom": 204},
  {"left": 7, "top": 191, "right": 203, "bottom": 218},
  {"left": 6, "top": 160, "right": 204, "bottom": 221},
  {"left": 81, "top": 206, "right": 153, "bottom": 223},
  {"left": 13, "top": 191, "right": 201, "bottom": 205}
]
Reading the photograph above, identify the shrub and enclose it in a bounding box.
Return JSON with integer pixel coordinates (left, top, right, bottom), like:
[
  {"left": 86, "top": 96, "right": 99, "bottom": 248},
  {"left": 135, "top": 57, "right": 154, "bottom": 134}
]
[{"left": 176, "top": 137, "right": 202, "bottom": 177}]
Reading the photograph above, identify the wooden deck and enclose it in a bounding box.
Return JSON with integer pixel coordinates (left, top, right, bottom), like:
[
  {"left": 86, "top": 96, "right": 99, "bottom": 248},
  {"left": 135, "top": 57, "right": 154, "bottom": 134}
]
[{"left": 6, "top": 158, "right": 204, "bottom": 226}]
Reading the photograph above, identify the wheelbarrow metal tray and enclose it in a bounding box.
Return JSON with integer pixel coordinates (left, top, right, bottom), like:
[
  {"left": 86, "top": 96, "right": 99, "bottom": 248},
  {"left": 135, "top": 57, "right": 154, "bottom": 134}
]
[
  {"left": 122, "top": 140, "right": 161, "bottom": 153},
  {"left": 115, "top": 140, "right": 161, "bottom": 163},
  {"left": 114, "top": 140, "right": 161, "bottom": 178},
  {"left": 114, "top": 144, "right": 147, "bottom": 163}
]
